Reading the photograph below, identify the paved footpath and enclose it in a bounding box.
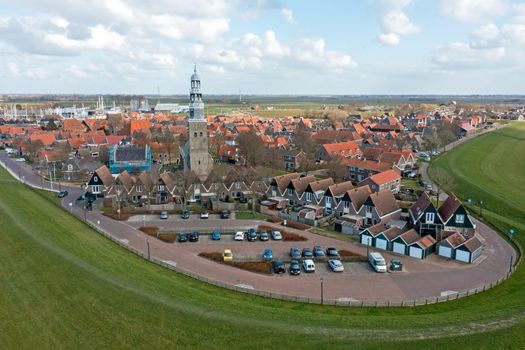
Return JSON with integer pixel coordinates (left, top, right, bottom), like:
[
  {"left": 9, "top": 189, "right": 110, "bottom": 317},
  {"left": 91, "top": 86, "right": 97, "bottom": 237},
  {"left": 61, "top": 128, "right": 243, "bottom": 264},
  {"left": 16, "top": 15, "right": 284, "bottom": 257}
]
[{"left": 0, "top": 148, "right": 516, "bottom": 304}]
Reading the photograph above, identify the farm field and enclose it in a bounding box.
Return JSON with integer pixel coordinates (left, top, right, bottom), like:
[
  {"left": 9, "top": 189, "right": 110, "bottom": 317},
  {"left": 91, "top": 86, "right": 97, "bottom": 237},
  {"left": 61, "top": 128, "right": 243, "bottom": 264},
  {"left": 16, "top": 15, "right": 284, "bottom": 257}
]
[{"left": 1, "top": 122, "right": 525, "bottom": 349}]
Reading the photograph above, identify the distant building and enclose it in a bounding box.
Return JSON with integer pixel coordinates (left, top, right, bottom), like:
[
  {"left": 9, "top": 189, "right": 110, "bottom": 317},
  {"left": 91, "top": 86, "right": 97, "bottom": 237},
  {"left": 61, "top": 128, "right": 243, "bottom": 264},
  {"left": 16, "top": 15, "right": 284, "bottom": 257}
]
[{"left": 109, "top": 145, "right": 151, "bottom": 174}]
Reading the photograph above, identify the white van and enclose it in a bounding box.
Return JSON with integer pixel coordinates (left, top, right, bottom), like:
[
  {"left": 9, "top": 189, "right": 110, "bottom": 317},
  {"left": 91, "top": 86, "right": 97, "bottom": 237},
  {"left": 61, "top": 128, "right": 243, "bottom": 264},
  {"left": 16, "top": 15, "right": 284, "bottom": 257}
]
[
  {"left": 368, "top": 252, "right": 387, "bottom": 273},
  {"left": 302, "top": 259, "right": 315, "bottom": 273}
]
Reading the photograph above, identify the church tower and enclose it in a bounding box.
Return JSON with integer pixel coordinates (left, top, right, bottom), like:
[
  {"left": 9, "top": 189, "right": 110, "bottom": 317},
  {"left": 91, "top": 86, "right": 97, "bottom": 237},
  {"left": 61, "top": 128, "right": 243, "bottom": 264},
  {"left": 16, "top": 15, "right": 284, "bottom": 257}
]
[{"left": 186, "top": 65, "right": 212, "bottom": 181}]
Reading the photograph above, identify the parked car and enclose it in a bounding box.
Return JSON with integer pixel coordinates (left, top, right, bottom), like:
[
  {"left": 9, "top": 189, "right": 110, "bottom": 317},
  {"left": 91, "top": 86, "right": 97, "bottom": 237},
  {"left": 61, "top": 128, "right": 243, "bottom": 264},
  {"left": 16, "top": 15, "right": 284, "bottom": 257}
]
[
  {"left": 200, "top": 211, "right": 209, "bottom": 219},
  {"left": 259, "top": 230, "right": 269, "bottom": 241},
  {"left": 223, "top": 249, "right": 233, "bottom": 262},
  {"left": 289, "top": 259, "right": 301, "bottom": 275},
  {"left": 220, "top": 209, "right": 230, "bottom": 219},
  {"left": 302, "top": 248, "right": 314, "bottom": 259},
  {"left": 189, "top": 232, "right": 200, "bottom": 242},
  {"left": 57, "top": 190, "right": 69, "bottom": 198},
  {"left": 328, "top": 259, "right": 344, "bottom": 272},
  {"left": 239, "top": 196, "right": 248, "bottom": 203},
  {"left": 326, "top": 247, "right": 340, "bottom": 258},
  {"left": 302, "top": 259, "right": 315, "bottom": 273},
  {"left": 177, "top": 233, "right": 188, "bottom": 242},
  {"left": 263, "top": 248, "right": 273, "bottom": 261},
  {"left": 313, "top": 245, "right": 325, "bottom": 257},
  {"left": 368, "top": 252, "right": 387, "bottom": 273},
  {"left": 272, "top": 260, "right": 286, "bottom": 274},
  {"left": 247, "top": 229, "right": 258, "bottom": 242},
  {"left": 271, "top": 231, "right": 283, "bottom": 240},
  {"left": 160, "top": 211, "right": 168, "bottom": 220},
  {"left": 407, "top": 171, "right": 417, "bottom": 178},
  {"left": 390, "top": 258, "right": 403, "bottom": 271},
  {"left": 211, "top": 231, "right": 221, "bottom": 240},
  {"left": 234, "top": 231, "right": 244, "bottom": 241},
  {"left": 181, "top": 210, "right": 190, "bottom": 219},
  {"left": 289, "top": 246, "right": 301, "bottom": 259}
]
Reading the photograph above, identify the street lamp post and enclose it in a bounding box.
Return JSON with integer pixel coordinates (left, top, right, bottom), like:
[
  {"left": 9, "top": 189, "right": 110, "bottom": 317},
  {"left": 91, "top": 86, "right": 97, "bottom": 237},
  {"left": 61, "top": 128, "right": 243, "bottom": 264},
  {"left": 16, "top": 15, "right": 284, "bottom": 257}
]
[
  {"left": 147, "top": 239, "right": 151, "bottom": 260},
  {"left": 84, "top": 205, "right": 87, "bottom": 222},
  {"left": 367, "top": 236, "right": 371, "bottom": 257},
  {"left": 508, "top": 228, "right": 516, "bottom": 273},
  {"left": 479, "top": 201, "right": 483, "bottom": 217},
  {"left": 69, "top": 202, "right": 73, "bottom": 213},
  {"left": 320, "top": 277, "right": 324, "bottom": 305},
  {"left": 143, "top": 215, "right": 146, "bottom": 227}
]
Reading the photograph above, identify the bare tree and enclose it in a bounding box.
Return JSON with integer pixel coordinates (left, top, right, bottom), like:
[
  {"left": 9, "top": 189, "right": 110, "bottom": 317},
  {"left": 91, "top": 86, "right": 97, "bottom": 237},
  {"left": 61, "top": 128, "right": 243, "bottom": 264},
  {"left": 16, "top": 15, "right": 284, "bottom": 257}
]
[
  {"left": 429, "top": 167, "right": 456, "bottom": 208},
  {"left": 325, "top": 156, "right": 347, "bottom": 182},
  {"left": 293, "top": 128, "right": 316, "bottom": 174},
  {"left": 237, "top": 131, "right": 265, "bottom": 167}
]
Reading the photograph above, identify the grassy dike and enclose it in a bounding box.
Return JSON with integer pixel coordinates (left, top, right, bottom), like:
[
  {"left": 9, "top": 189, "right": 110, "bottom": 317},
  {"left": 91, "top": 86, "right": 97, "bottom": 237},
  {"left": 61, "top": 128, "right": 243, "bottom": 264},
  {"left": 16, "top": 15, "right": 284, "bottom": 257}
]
[{"left": 1, "top": 150, "right": 525, "bottom": 348}]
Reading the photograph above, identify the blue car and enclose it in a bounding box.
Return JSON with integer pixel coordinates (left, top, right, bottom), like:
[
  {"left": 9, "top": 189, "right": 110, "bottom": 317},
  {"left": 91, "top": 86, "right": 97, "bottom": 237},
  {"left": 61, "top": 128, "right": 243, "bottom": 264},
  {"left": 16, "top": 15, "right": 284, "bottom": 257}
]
[
  {"left": 211, "top": 231, "right": 221, "bottom": 240},
  {"left": 263, "top": 248, "right": 273, "bottom": 261}
]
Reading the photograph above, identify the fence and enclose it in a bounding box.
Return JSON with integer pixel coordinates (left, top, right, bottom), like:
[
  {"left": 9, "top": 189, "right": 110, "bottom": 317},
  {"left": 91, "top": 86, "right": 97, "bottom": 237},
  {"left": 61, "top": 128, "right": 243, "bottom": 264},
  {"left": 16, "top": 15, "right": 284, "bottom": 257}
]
[{"left": 1, "top": 154, "right": 522, "bottom": 308}]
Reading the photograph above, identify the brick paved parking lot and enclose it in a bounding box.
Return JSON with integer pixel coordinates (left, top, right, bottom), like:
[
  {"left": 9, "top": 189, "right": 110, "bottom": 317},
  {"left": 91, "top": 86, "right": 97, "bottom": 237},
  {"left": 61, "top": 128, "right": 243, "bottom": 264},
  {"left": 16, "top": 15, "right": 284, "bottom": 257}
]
[{"left": 0, "top": 151, "right": 517, "bottom": 304}]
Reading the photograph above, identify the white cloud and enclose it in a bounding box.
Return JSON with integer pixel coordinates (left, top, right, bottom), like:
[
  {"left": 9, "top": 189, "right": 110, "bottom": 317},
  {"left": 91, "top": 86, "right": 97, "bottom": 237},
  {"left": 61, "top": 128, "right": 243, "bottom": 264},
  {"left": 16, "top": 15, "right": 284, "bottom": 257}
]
[
  {"left": 378, "top": 32, "right": 400, "bottom": 46},
  {"left": 281, "top": 7, "right": 295, "bottom": 24},
  {"left": 433, "top": 42, "right": 506, "bottom": 68},
  {"left": 374, "top": 0, "right": 420, "bottom": 46},
  {"left": 441, "top": 0, "right": 506, "bottom": 23},
  {"left": 472, "top": 23, "right": 500, "bottom": 40}
]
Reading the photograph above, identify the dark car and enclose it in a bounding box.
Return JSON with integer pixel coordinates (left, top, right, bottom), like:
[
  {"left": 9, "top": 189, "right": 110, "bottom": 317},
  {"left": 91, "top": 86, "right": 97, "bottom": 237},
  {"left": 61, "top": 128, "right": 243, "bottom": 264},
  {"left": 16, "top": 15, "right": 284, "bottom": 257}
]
[
  {"left": 313, "top": 245, "right": 325, "bottom": 257},
  {"left": 181, "top": 210, "right": 190, "bottom": 219},
  {"left": 220, "top": 209, "right": 230, "bottom": 219},
  {"left": 289, "top": 246, "right": 301, "bottom": 259},
  {"left": 289, "top": 259, "right": 301, "bottom": 275},
  {"left": 259, "top": 230, "right": 269, "bottom": 241},
  {"left": 239, "top": 196, "right": 248, "bottom": 203},
  {"left": 247, "top": 229, "right": 258, "bottom": 242},
  {"left": 302, "top": 248, "right": 314, "bottom": 259},
  {"left": 272, "top": 260, "right": 286, "bottom": 274},
  {"left": 189, "top": 232, "right": 199, "bottom": 242},
  {"left": 390, "top": 259, "right": 403, "bottom": 271},
  {"left": 57, "top": 190, "right": 68, "bottom": 198},
  {"left": 177, "top": 233, "right": 188, "bottom": 242},
  {"left": 326, "top": 247, "right": 340, "bottom": 258}
]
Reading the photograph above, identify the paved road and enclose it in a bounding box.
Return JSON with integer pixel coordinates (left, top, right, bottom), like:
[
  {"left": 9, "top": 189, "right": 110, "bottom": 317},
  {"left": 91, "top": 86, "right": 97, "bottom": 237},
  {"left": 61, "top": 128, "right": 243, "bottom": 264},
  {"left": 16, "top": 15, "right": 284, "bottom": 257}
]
[{"left": 0, "top": 150, "right": 516, "bottom": 303}]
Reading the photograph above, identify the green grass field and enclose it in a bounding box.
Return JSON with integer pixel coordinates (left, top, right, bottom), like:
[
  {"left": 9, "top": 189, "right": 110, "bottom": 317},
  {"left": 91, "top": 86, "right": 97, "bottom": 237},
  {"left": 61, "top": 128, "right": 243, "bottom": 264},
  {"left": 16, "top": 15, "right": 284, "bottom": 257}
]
[{"left": 2, "top": 122, "right": 525, "bottom": 348}]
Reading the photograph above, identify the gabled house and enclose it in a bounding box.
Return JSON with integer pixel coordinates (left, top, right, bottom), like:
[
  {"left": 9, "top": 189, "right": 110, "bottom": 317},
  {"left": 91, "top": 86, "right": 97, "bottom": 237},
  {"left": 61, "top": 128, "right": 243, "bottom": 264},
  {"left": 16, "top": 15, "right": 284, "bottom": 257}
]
[
  {"left": 334, "top": 185, "right": 371, "bottom": 218},
  {"left": 109, "top": 145, "right": 152, "bottom": 174},
  {"left": 61, "top": 156, "right": 82, "bottom": 181},
  {"left": 361, "top": 189, "right": 401, "bottom": 227},
  {"left": 283, "top": 175, "right": 316, "bottom": 206},
  {"left": 267, "top": 173, "right": 301, "bottom": 198},
  {"left": 358, "top": 169, "right": 401, "bottom": 193},
  {"left": 454, "top": 236, "right": 484, "bottom": 263},
  {"left": 392, "top": 229, "right": 420, "bottom": 255},
  {"left": 280, "top": 149, "right": 306, "bottom": 171},
  {"left": 85, "top": 165, "right": 114, "bottom": 199},
  {"left": 344, "top": 158, "right": 392, "bottom": 182},
  {"left": 320, "top": 180, "right": 354, "bottom": 215},
  {"left": 408, "top": 192, "right": 444, "bottom": 237},
  {"left": 407, "top": 235, "right": 436, "bottom": 259},
  {"left": 438, "top": 194, "right": 475, "bottom": 235},
  {"left": 436, "top": 231, "right": 466, "bottom": 259},
  {"left": 301, "top": 178, "right": 335, "bottom": 206}
]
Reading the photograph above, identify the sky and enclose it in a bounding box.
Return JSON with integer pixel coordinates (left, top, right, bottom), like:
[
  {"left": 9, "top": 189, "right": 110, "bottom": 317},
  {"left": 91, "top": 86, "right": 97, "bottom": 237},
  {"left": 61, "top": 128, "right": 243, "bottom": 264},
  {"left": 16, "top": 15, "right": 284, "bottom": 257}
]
[{"left": 1, "top": 0, "right": 525, "bottom": 95}]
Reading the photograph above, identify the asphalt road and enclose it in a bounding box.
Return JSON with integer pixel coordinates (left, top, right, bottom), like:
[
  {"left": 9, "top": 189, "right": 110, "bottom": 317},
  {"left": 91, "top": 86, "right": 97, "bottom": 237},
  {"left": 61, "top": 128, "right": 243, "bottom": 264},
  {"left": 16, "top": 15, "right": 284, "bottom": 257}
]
[{"left": 0, "top": 150, "right": 516, "bottom": 303}]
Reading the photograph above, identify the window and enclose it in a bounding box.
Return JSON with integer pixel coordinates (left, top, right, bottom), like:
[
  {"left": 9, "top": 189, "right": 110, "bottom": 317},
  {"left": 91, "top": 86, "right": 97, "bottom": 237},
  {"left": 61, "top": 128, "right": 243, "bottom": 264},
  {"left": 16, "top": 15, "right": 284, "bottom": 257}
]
[
  {"left": 200, "top": 132, "right": 203, "bottom": 137},
  {"left": 287, "top": 188, "right": 293, "bottom": 196},
  {"left": 326, "top": 197, "right": 331, "bottom": 204},
  {"left": 67, "top": 164, "right": 73, "bottom": 171},
  {"left": 366, "top": 205, "right": 373, "bottom": 214},
  {"left": 344, "top": 201, "right": 350, "bottom": 208},
  {"left": 194, "top": 132, "right": 197, "bottom": 137},
  {"left": 94, "top": 176, "right": 98, "bottom": 182},
  {"left": 158, "top": 184, "right": 165, "bottom": 191},
  {"left": 92, "top": 185, "right": 101, "bottom": 194},
  {"left": 235, "top": 182, "right": 241, "bottom": 189},
  {"left": 456, "top": 214, "right": 465, "bottom": 224},
  {"left": 306, "top": 192, "right": 312, "bottom": 202},
  {"left": 426, "top": 212, "right": 435, "bottom": 223},
  {"left": 136, "top": 185, "right": 143, "bottom": 193}
]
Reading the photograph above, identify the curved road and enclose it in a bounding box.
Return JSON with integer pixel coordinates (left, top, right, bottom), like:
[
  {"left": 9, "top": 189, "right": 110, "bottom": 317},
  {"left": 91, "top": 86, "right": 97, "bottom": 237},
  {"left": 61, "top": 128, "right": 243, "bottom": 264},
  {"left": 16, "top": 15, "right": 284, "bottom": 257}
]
[{"left": 0, "top": 150, "right": 516, "bottom": 304}]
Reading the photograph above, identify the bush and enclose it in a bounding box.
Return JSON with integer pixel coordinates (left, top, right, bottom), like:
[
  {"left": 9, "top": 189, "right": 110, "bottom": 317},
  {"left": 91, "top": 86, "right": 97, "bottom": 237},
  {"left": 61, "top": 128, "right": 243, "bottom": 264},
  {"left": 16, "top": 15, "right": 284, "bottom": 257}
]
[
  {"left": 339, "top": 249, "right": 367, "bottom": 262},
  {"left": 158, "top": 233, "right": 177, "bottom": 243},
  {"left": 198, "top": 252, "right": 273, "bottom": 274},
  {"left": 267, "top": 216, "right": 283, "bottom": 223},
  {"left": 139, "top": 226, "right": 160, "bottom": 236},
  {"left": 284, "top": 220, "right": 310, "bottom": 230},
  {"left": 282, "top": 232, "right": 307, "bottom": 241}
]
